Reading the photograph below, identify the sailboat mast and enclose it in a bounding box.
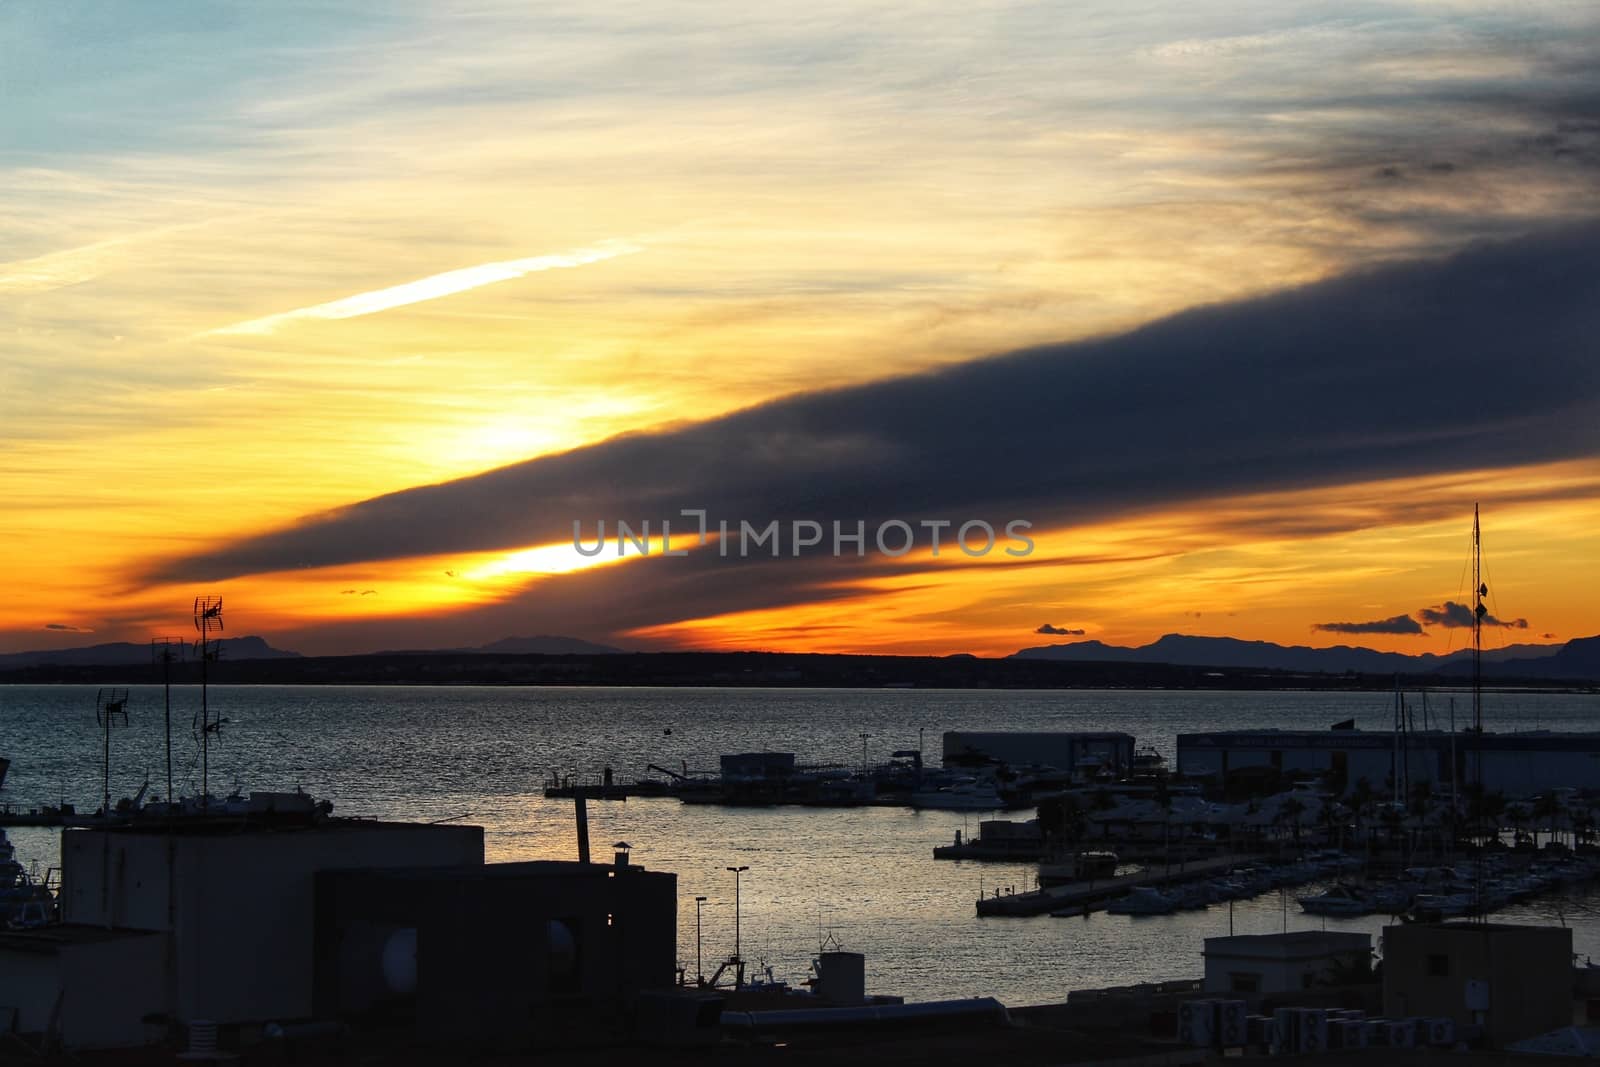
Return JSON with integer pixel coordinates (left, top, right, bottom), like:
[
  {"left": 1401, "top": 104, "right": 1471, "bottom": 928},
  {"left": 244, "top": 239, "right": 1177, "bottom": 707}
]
[{"left": 1393, "top": 676, "right": 1402, "bottom": 807}]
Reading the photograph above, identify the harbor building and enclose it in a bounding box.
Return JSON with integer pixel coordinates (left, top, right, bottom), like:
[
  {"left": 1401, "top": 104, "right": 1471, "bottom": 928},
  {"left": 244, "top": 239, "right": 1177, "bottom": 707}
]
[
  {"left": 1383, "top": 922, "right": 1573, "bottom": 1048},
  {"left": 314, "top": 854, "right": 677, "bottom": 1045},
  {"left": 55, "top": 817, "right": 483, "bottom": 1032},
  {"left": 0, "top": 926, "right": 166, "bottom": 1050},
  {"left": 943, "top": 731, "right": 1134, "bottom": 778},
  {"left": 1202, "top": 931, "right": 1372, "bottom": 997},
  {"left": 1177, "top": 728, "right": 1600, "bottom": 796},
  {"left": 6, "top": 816, "right": 682, "bottom": 1053}
]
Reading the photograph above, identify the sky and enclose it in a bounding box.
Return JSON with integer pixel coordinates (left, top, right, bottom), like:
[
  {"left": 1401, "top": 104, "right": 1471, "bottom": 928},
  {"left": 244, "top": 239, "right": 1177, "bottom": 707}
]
[{"left": 2, "top": 0, "right": 1598, "bottom": 658}]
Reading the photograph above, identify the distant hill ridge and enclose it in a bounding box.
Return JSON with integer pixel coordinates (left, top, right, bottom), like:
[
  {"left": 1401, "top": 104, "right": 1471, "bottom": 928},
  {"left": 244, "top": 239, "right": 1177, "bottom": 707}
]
[
  {"left": 376, "top": 635, "right": 627, "bottom": 656},
  {"left": 0, "top": 636, "right": 299, "bottom": 669},
  {"left": 0, "top": 634, "right": 624, "bottom": 668},
  {"left": 1010, "top": 632, "right": 1600, "bottom": 680}
]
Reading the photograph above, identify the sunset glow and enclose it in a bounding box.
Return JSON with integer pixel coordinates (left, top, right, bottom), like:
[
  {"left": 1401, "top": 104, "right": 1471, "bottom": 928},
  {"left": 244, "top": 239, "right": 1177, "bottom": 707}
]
[{"left": 4, "top": 1, "right": 1597, "bottom": 659}]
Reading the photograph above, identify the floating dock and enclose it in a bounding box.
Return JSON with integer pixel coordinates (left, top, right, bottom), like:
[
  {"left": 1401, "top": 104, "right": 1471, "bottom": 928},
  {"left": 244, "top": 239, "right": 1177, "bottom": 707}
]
[{"left": 976, "top": 853, "right": 1258, "bottom": 917}]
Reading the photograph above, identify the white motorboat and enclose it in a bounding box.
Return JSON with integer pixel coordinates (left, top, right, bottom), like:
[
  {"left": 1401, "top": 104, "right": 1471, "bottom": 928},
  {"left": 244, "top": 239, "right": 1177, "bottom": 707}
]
[
  {"left": 1297, "top": 885, "right": 1372, "bottom": 917},
  {"left": 1107, "top": 886, "right": 1178, "bottom": 915},
  {"left": 910, "top": 779, "right": 1006, "bottom": 811}
]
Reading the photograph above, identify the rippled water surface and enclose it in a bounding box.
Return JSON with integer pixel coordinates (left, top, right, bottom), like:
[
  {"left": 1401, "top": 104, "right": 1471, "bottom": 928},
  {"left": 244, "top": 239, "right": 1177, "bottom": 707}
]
[{"left": 3, "top": 684, "right": 1598, "bottom": 1004}]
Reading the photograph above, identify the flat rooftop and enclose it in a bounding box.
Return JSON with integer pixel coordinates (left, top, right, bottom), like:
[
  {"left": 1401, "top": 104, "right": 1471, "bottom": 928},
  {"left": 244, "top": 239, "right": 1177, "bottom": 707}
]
[
  {"left": 1180, "top": 729, "right": 1600, "bottom": 749},
  {"left": 324, "top": 860, "right": 673, "bottom": 882},
  {"left": 1205, "top": 930, "right": 1371, "bottom": 960},
  {"left": 0, "top": 924, "right": 162, "bottom": 953},
  {"left": 1393, "top": 920, "right": 1575, "bottom": 936},
  {"left": 63, "top": 817, "right": 484, "bottom": 838}
]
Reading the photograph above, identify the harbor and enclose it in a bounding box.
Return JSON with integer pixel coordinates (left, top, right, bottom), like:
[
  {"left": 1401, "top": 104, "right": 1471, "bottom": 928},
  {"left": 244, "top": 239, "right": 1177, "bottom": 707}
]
[{"left": 1, "top": 581, "right": 1598, "bottom": 1058}]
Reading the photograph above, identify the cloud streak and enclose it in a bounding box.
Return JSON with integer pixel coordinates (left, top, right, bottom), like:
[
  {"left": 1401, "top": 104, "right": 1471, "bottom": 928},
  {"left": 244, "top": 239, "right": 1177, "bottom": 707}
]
[
  {"left": 1036, "top": 624, "right": 1086, "bottom": 636},
  {"left": 149, "top": 227, "right": 1600, "bottom": 649},
  {"left": 208, "top": 240, "right": 641, "bottom": 335},
  {"left": 1420, "top": 601, "right": 1529, "bottom": 630},
  {"left": 1313, "top": 615, "right": 1423, "bottom": 636}
]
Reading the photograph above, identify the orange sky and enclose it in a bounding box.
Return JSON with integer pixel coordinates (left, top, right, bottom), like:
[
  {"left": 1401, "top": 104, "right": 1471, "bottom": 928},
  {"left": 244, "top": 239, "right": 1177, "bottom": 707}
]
[{"left": 4, "top": 2, "right": 1598, "bottom": 658}]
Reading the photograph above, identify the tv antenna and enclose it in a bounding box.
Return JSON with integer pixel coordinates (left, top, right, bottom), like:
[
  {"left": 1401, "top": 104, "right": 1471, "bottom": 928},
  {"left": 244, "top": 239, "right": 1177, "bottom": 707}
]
[
  {"left": 151, "top": 637, "right": 186, "bottom": 808},
  {"left": 193, "top": 596, "right": 224, "bottom": 809},
  {"left": 94, "top": 688, "right": 130, "bottom": 816}
]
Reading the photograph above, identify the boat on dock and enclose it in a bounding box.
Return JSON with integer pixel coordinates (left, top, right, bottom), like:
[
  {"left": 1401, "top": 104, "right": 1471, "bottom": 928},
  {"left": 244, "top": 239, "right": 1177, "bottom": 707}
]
[
  {"left": 1106, "top": 886, "right": 1178, "bottom": 915},
  {"left": 1037, "top": 850, "right": 1120, "bottom": 887},
  {"left": 910, "top": 778, "right": 1008, "bottom": 811},
  {"left": 1297, "top": 885, "right": 1377, "bottom": 917},
  {"left": 0, "top": 829, "right": 56, "bottom": 929},
  {"left": 932, "top": 819, "right": 1044, "bottom": 860}
]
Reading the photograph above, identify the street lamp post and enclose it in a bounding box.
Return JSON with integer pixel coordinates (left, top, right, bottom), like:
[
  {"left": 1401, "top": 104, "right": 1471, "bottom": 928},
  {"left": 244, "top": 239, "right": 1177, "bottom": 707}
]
[
  {"left": 694, "top": 896, "right": 707, "bottom": 986},
  {"left": 726, "top": 865, "right": 749, "bottom": 983}
]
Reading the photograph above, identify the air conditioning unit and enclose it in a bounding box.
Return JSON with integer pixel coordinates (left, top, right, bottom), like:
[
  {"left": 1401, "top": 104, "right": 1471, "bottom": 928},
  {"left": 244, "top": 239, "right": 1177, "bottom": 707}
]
[
  {"left": 1339, "top": 1019, "right": 1368, "bottom": 1049},
  {"left": 1426, "top": 1017, "right": 1456, "bottom": 1046},
  {"left": 1387, "top": 1019, "right": 1416, "bottom": 1048},
  {"left": 1217, "top": 1000, "right": 1247, "bottom": 1047},
  {"left": 1365, "top": 1019, "right": 1389, "bottom": 1046},
  {"left": 1298, "top": 1008, "right": 1329, "bottom": 1053},
  {"left": 1273, "top": 1006, "right": 1299, "bottom": 1053},
  {"left": 1177, "top": 1000, "right": 1214, "bottom": 1048},
  {"left": 1247, "top": 1014, "right": 1274, "bottom": 1050}
]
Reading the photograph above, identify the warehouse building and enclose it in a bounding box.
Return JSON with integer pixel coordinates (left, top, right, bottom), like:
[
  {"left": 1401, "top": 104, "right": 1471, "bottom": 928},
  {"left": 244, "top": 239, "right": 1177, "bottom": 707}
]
[
  {"left": 943, "top": 731, "right": 1134, "bottom": 778},
  {"left": 1177, "top": 728, "right": 1600, "bottom": 796}
]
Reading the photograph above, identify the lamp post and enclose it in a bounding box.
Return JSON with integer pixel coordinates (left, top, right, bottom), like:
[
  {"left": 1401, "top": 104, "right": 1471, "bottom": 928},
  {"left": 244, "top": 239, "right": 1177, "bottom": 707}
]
[
  {"left": 694, "top": 896, "right": 707, "bottom": 986},
  {"left": 726, "top": 865, "right": 749, "bottom": 981}
]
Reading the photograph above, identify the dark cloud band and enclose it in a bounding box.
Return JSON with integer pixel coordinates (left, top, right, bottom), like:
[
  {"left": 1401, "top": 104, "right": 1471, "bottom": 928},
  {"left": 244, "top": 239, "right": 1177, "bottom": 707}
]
[{"left": 148, "top": 226, "right": 1600, "bottom": 643}]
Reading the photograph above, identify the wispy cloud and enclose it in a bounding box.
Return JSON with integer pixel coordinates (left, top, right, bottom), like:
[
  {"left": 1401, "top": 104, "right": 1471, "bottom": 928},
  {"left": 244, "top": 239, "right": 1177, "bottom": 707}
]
[
  {"left": 1036, "top": 623, "right": 1085, "bottom": 636},
  {"left": 1313, "top": 614, "right": 1423, "bottom": 636},
  {"left": 1420, "top": 601, "right": 1529, "bottom": 629},
  {"left": 208, "top": 239, "right": 641, "bottom": 335}
]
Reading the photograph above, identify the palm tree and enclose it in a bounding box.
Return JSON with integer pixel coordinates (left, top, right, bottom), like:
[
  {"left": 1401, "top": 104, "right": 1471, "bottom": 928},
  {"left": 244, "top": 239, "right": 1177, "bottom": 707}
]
[
  {"left": 1573, "top": 806, "right": 1595, "bottom": 849},
  {"left": 1408, "top": 780, "right": 1437, "bottom": 861},
  {"left": 1316, "top": 798, "right": 1345, "bottom": 850},
  {"left": 1378, "top": 804, "right": 1404, "bottom": 853},
  {"left": 1465, "top": 784, "right": 1507, "bottom": 849},
  {"left": 1532, "top": 793, "right": 1563, "bottom": 850},
  {"left": 1349, "top": 778, "right": 1376, "bottom": 851},
  {"left": 1279, "top": 795, "right": 1307, "bottom": 852},
  {"left": 1038, "top": 794, "right": 1087, "bottom": 857}
]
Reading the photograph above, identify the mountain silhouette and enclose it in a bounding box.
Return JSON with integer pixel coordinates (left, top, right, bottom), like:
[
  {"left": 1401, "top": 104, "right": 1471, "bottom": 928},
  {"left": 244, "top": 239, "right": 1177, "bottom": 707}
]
[
  {"left": 1010, "top": 633, "right": 1594, "bottom": 679},
  {"left": 0, "top": 636, "right": 299, "bottom": 669}
]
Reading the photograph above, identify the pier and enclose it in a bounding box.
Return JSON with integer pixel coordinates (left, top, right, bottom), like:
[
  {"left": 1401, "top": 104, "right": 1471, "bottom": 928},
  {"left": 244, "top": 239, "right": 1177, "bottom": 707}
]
[{"left": 976, "top": 853, "right": 1259, "bottom": 917}]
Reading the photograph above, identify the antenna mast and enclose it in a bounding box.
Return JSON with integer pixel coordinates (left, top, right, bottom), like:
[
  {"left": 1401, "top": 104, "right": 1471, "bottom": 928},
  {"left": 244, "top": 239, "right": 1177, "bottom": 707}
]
[
  {"left": 193, "top": 596, "right": 224, "bottom": 809},
  {"left": 1473, "top": 503, "right": 1484, "bottom": 734},
  {"left": 94, "top": 688, "right": 130, "bottom": 816},
  {"left": 152, "top": 637, "right": 185, "bottom": 808}
]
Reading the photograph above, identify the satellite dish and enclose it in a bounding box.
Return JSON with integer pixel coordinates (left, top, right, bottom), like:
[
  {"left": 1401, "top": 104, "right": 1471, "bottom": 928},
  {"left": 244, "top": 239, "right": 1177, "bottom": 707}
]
[{"left": 380, "top": 928, "right": 418, "bottom": 995}]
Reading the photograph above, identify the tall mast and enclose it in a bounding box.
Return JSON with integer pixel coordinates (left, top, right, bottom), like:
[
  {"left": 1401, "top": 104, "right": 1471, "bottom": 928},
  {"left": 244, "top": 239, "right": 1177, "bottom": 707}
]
[
  {"left": 1473, "top": 503, "right": 1483, "bottom": 734},
  {"left": 193, "top": 596, "right": 224, "bottom": 809},
  {"left": 1393, "top": 676, "right": 1402, "bottom": 807}
]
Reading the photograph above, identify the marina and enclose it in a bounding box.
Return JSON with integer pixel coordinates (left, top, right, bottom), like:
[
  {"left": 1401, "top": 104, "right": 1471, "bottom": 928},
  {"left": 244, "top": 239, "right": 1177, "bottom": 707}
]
[
  {"left": 0, "top": 546, "right": 1595, "bottom": 1055},
  {"left": 3, "top": 675, "right": 1600, "bottom": 1060},
  {"left": 5, "top": 683, "right": 1600, "bottom": 999}
]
